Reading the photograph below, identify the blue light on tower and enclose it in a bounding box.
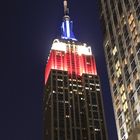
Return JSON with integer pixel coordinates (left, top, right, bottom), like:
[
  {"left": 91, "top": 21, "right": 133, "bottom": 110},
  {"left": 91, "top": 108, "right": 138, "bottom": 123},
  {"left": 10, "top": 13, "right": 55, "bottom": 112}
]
[
  {"left": 61, "top": 0, "right": 77, "bottom": 41},
  {"left": 61, "top": 18, "right": 77, "bottom": 41}
]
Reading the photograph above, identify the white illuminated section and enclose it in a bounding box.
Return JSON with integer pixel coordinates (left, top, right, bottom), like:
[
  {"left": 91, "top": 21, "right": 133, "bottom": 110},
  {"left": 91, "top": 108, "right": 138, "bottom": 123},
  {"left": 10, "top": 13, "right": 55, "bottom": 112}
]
[
  {"left": 77, "top": 45, "right": 92, "bottom": 55},
  {"left": 51, "top": 41, "right": 67, "bottom": 52},
  {"left": 62, "top": 22, "right": 65, "bottom": 31},
  {"left": 66, "top": 20, "right": 70, "bottom": 37}
]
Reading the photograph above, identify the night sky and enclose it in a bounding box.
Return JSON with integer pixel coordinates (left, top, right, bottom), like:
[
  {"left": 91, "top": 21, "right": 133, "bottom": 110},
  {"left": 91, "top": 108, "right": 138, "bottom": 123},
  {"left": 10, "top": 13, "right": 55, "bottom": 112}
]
[{"left": 1, "top": 0, "right": 118, "bottom": 139}]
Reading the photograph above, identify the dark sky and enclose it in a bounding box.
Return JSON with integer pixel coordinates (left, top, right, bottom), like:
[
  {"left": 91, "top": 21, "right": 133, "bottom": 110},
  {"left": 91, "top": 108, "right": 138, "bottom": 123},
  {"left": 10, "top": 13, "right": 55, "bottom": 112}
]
[{"left": 1, "top": 0, "right": 118, "bottom": 139}]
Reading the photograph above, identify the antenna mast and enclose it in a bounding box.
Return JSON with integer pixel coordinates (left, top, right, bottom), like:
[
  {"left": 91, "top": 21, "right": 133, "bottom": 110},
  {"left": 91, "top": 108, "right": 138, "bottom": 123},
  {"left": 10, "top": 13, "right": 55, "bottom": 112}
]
[{"left": 64, "top": 0, "right": 69, "bottom": 16}]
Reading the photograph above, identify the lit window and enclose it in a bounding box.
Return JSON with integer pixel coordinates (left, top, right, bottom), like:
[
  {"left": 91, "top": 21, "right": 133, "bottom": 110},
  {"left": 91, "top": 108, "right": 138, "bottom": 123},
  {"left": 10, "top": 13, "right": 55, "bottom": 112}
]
[
  {"left": 113, "top": 46, "right": 117, "bottom": 55},
  {"left": 137, "top": 114, "right": 140, "bottom": 122},
  {"left": 94, "top": 128, "right": 100, "bottom": 131},
  {"left": 120, "top": 84, "right": 125, "bottom": 94},
  {"left": 96, "top": 84, "right": 99, "bottom": 86},
  {"left": 128, "top": 14, "right": 134, "bottom": 25},
  {"left": 115, "top": 60, "right": 120, "bottom": 70},
  {"left": 132, "top": 21, "right": 136, "bottom": 29},
  {"left": 58, "top": 79, "right": 63, "bottom": 81},
  {"left": 123, "top": 102, "right": 128, "bottom": 112},
  {"left": 90, "top": 83, "right": 95, "bottom": 86},
  {"left": 117, "top": 68, "right": 122, "bottom": 78},
  {"left": 77, "top": 45, "right": 92, "bottom": 55},
  {"left": 96, "top": 88, "right": 100, "bottom": 91},
  {"left": 52, "top": 41, "right": 67, "bottom": 52},
  {"left": 78, "top": 92, "right": 82, "bottom": 95},
  {"left": 124, "top": 58, "right": 127, "bottom": 65},
  {"left": 128, "top": 83, "right": 133, "bottom": 91},
  {"left": 121, "top": 93, "right": 126, "bottom": 103}
]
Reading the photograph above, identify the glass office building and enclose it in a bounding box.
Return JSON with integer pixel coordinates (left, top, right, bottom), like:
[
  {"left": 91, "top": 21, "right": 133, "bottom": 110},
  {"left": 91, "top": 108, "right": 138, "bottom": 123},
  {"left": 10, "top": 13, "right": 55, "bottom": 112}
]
[{"left": 99, "top": 0, "right": 140, "bottom": 139}]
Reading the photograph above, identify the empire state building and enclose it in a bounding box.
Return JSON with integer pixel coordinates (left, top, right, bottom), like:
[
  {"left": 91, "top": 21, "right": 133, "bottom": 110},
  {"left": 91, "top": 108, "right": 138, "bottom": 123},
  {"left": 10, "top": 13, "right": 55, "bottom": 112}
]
[{"left": 43, "top": 1, "right": 108, "bottom": 140}]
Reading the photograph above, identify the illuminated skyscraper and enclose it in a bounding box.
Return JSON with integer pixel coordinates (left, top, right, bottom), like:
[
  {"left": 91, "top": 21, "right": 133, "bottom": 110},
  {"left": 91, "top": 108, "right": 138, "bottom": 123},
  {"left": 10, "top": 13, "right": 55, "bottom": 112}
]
[
  {"left": 99, "top": 0, "right": 140, "bottom": 139},
  {"left": 43, "top": 1, "right": 107, "bottom": 140}
]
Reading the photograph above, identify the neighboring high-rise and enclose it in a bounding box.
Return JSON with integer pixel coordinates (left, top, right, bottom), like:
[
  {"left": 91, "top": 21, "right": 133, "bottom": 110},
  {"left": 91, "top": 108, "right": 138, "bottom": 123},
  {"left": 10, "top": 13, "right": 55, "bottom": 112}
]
[
  {"left": 43, "top": 0, "right": 108, "bottom": 140},
  {"left": 99, "top": 0, "right": 140, "bottom": 139}
]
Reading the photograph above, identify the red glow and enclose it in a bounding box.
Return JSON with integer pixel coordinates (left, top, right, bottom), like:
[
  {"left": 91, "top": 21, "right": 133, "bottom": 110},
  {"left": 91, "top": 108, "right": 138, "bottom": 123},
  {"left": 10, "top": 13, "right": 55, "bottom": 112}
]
[{"left": 45, "top": 44, "right": 97, "bottom": 84}]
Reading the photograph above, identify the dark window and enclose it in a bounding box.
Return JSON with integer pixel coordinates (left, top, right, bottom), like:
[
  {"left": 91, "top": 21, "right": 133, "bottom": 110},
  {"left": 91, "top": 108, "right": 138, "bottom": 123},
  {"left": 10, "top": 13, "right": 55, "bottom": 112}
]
[
  {"left": 119, "top": 116, "right": 123, "bottom": 127},
  {"left": 123, "top": 24, "right": 129, "bottom": 38},
  {"left": 131, "top": 60, "right": 136, "bottom": 71},
  {"left": 94, "top": 120, "right": 100, "bottom": 129},
  {"left": 108, "top": 51, "right": 112, "bottom": 60},
  {"left": 105, "top": 3, "right": 110, "bottom": 20},
  {"left": 127, "top": 79, "right": 131, "bottom": 87},
  {"left": 58, "top": 88, "right": 63, "bottom": 92},
  {"left": 118, "top": 35, "right": 123, "bottom": 46},
  {"left": 130, "top": 97, "right": 135, "bottom": 106},
  {"left": 136, "top": 6, "right": 140, "bottom": 19},
  {"left": 120, "top": 127, "right": 125, "bottom": 137},
  {"left": 110, "top": 66, "right": 114, "bottom": 75},
  {"left": 58, "top": 94, "right": 63, "bottom": 101},
  {"left": 126, "top": 37, "right": 130, "bottom": 46},
  {"left": 113, "top": 83, "right": 117, "bottom": 91},
  {"left": 95, "top": 131, "right": 101, "bottom": 140},
  {"left": 136, "top": 43, "right": 140, "bottom": 52},
  {"left": 72, "top": 129, "right": 75, "bottom": 140},
  {"left": 109, "top": 59, "right": 113, "bottom": 68},
  {"left": 124, "top": 65, "right": 128, "bottom": 72},
  {"left": 135, "top": 80, "right": 140, "bottom": 89},
  {"left": 125, "top": 71, "right": 130, "bottom": 81},
  {"left": 113, "top": 11, "right": 118, "bottom": 26},
  {"left": 53, "top": 80, "right": 56, "bottom": 87},
  {"left": 137, "top": 51, "right": 140, "bottom": 61},
  {"left": 58, "top": 81, "right": 63, "bottom": 86},
  {"left": 114, "top": 90, "right": 118, "bottom": 97},
  {"left": 129, "top": 54, "right": 134, "bottom": 62},
  {"left": 134, "top": 0, "right": 139, "bottom": 8},
  {"left": 76, "top": 130, "right": 81, "bottom": 139},
  {"left": 117, "top": 108, "right": 121, "bottom": 117},
  {"left": 93, "top": 105, "right": 98, "bottom": 111},
  {"left": 127, "top": 45, "right": 131, "bottom": 52},
  {"left": 109, "top": 22, "right": 113, "bottom": 37},
  {"left": 118, "top": 75, "right": 123, "bottom": 82},
  {"left": 64, "top": 71, "right": 67, "bottom": 75},
  {"left": 133, "top": 110, "right": 138, "bottom": 120},
  {"left": 65, "top": 93, "right": 68, "bottom": 101},
  {"left": 129, "top": 90, "right": 134, "bottom": 99},
  {"left": 110, "top": 0, "right": 115, "bottom": 10},
  {"left": 118, "top": 1, "right": 123, "bottom": 15},
  {"left": 53, "top": 94, "right": 57, "bottom": 100},
  {"left": 93, "top": 111, "right": 99, "bottom": 119},
  {"left": 92, "top": 95, "right": 97, "bottom": 105},
  {"left": 124, "top": 0, "right": 130, "bottom": 11},
  {"left": 59, "top": 130, "right": 65, "bottom": 140}
]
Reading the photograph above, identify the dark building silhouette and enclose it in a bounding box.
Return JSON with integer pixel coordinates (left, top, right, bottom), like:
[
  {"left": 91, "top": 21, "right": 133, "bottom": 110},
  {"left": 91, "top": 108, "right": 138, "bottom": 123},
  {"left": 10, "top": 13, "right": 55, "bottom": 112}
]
[
  {"left": 43, "top": 1, "right": 108, "bottom": 140},
  {"left": 99, "top": 0, "right": 140, "bottom": 139}
]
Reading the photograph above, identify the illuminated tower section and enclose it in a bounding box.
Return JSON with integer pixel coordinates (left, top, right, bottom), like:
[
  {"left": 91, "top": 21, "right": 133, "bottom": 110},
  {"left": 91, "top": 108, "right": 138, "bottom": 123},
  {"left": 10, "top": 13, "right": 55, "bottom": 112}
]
[
  {"left": 43, "top": 1, "right": 108, "bottom": 140},
  {"left": 45, "top": 39, "right": 97, "bottom": 84}
]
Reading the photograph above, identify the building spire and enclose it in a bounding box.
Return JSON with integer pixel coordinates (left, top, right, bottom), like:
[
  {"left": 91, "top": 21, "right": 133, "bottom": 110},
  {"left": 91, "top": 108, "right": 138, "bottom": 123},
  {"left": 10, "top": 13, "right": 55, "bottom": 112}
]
[
  {"left": 61, "top": 0, "right": 77, "bottom": 41},
  {"left": 63, "top": 0, "right": 69, "bottom": 16}
]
